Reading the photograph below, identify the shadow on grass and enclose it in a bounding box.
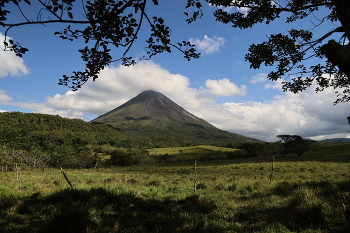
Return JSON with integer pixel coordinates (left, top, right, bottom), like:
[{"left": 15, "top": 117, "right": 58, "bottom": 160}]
[
  {"left": 1, "top": 180, "right": 349, "bottom": 233},
  {"left": 0, "top": 188, "right": 221, "bottom": 233},
  {"left": 230, "top": 180, "right": 350, "bottom": 233}
]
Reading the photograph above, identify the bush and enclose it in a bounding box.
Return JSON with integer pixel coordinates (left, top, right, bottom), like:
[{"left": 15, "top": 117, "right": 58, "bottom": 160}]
[
  {"left": 148, "top": 180, "right": 161, "bottom": 186},
  {"left": 196, "top": 183, "right": 207, "bottom": 190},
  {"left": 214, "top": 184, "right": 225, "bottom": 190},
  {"left": 109, "top": 150, "right": 134, "bottom": 166},
  {"left": 227, "top": 150, "right": 248, "bottom": 159},
  {"left": 227, "top": 184, "right": 237, "bottom": 192},
  {"left": 92, "top": 144, "right": 116, "bottom": 154}
]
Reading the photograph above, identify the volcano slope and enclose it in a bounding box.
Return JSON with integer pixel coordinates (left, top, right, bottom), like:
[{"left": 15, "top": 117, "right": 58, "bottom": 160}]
[{"left": 91, "top": 90, "right": 259, "bottom": 147}]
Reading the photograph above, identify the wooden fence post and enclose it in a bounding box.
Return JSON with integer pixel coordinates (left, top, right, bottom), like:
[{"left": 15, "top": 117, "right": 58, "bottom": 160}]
[
  {"left": 194, "top": 160, "right": 197, "bottom": 193},
  {"left": 15, "top": 163, "right": 19, "bottom": 181},
  {"left": 57, "top": 161, "right": 74, "bottom": 190},
  {"left": 269, "top": 155, "right": 274, "bottom": 183}
]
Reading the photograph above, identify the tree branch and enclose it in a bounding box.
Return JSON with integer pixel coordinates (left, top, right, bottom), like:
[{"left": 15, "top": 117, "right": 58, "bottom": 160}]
[
  {"left": 281, "top": 2, "right": 334, "bottom": 13},
  {"left": 122, "top": 0, "right": 146, "bottom": 57},
  {"left": 38, "top": 0, "right": 63, "bottom": 20},
  {"left": 89, "top": 0, "right": 137, "bottom": 74},
  {"left": 3, "top": 19, "right": 94, "bottom": 27},
  {"left": 16, "top": 3, "right": 30, "bottom": 22}
]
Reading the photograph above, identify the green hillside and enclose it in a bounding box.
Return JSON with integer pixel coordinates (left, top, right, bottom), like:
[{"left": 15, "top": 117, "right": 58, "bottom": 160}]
[
  {"left": 94, "top": 119, "right": 255, "bottom": 147},
  {"left": 0, "top": 112, "right": 127, "bottom": 168},
  {"left": 0, "top": 112, "right": 126, "bottom": 147}
]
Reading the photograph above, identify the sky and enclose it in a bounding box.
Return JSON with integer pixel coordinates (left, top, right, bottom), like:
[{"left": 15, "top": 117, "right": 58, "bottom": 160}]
[{"left": 1, "top": 1, "right": 350, "bottom": 142}]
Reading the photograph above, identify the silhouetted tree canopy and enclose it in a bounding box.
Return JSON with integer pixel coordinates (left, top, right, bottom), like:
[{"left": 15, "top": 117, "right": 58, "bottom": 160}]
[
  {"left": 199, "top": 0, "right": 350, "bottom": 103},
  {"left": 1, "top": 0, "right": 349, "bottom": 102},
  {"left": 1, "top": 0, "right": 201, "bottom": 90}
]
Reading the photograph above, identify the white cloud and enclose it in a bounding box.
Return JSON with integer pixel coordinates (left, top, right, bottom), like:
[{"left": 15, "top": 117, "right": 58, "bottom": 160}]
[
  {"left": 0, "top": 90, "right": 12, "bottom": 102},
  {"left": 0, "top": 91, "right": 82, "bottom": 118},
  {"left": 194, "top": 84, "right": 350, "bottom": 142},
  {"left": 208, "top": 1, "right": 249, "bottom": 15},
  {"left": 8, "top": 101, "right": 84, "bottom": 119},
  {"left": 47, "top": 61, "right": 214, "bottom": 115},
  {"left": 189, "top": 35, "right": 226, "bottom": 54},
  {"left": 0, "top": 33, "right": 29, "bottom": 78},
  {"left": 249, "top": 73, "right": 267, "bottom": 84},
  {"left": 209, "top": 0, "right": 278, "bottom": 15},
  {"left": 46, "top": 63, "right": 349, "bottom": 142},
  {"left": 205, "top": 78, "right": 247, "bottom": 96},
  {"left": 265, "top": 79, "right": 283, "bottom": 89}
]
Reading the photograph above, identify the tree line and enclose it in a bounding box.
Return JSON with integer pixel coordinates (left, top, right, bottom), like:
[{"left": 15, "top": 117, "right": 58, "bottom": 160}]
[
  {"left": 0, "top": 112, "right": 328, "bottom": 170},
  {"left": 229, "top": 135, "right": 316, "bottom": 159}
]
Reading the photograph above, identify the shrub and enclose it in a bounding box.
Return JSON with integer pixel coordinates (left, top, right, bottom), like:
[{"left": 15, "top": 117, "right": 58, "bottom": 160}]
[
  {"left": 227, "top": 184, "right": 237, "bottom": 192},
  {"left": 109, "top": 149, "right": 132, "bottom": 166},
  {"left": 214, "top": 184, "right": 225, "bottom": 190},
  {"left": 227, "top": 150, "right": 248, "bottom": 159},
  {"left": 148, "top": 180, "right": 161, "bottom": 186},
  {"left": 196, "top": 183, "right": 207, "bottom": 190}
]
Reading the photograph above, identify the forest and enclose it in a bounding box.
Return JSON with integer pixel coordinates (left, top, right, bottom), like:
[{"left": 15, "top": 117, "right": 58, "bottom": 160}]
[{"left": 0, "top": 112, "right": 127, "bottom": 169}]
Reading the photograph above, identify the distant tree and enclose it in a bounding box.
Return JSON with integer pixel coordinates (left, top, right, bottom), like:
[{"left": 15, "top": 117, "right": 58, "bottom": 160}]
[
  {"left": 238, "top": 142, "right": 278, "bottom": 157},
  {"left": 1, "top": 0, "right": 200, "bottom": 90},
  {"left": 276, "top": 134, "right": 298, "bottom": 156},
  {"left": 276, "top": 134, "right": 313, "bottom": 158}
]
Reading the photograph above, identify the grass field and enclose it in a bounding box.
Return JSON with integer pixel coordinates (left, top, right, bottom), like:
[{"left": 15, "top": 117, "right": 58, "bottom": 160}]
[
  {"left": 148, "top": 145, "right": 236, "bottom": 155},
  {"left": 1, "top": 143, "right": 350, "bottom": 232}
]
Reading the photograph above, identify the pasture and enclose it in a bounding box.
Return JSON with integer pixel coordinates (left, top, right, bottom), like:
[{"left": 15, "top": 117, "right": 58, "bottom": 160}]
[
  {"left": 0, "top": 143, "right": 350, "bottom": 232},
  {"left": 148, "top": 145, "right": 236, "bottom": 155}
]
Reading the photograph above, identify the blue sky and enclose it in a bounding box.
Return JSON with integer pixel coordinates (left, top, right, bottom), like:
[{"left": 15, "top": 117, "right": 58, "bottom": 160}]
[{"left": 1, "top": 1, "right": 350, "bottom": 142}]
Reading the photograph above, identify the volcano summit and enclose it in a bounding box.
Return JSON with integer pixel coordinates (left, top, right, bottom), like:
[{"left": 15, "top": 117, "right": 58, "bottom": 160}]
[{"left": 92, "top": 90, "right": 258, "bottom": 146}]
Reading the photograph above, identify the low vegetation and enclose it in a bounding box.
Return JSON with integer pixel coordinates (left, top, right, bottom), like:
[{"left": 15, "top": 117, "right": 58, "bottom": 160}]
[{"left": 1, "top": 145, "right": 350, "bottom": 232}]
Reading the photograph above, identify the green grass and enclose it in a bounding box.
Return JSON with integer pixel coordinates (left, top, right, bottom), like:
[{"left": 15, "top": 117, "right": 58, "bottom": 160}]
[
  {"left": 149, "top": 145, "right": 236, "bottom": 155},
  {"left": 1, "top": 145, "right": 350, "bottom": 232}
]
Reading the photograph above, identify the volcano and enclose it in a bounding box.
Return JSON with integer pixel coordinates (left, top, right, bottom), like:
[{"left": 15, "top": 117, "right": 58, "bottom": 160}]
[{"left": 91, "top": 90, "right": 258, "bottom": 146}]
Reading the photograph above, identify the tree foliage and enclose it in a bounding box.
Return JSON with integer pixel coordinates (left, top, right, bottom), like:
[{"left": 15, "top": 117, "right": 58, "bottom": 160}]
[
  {"left": 1, "top": 1, "right": 350, "bottom": 102},
  {"left": 0, "top": 0, "right": 201, "bottom": 90},
  {"left": 196, "top": 0, "right": 350, "bottom": 103},
  {"left": 276, "top": 134, "right": 314, "bottom": 158},
  {"left": 0, "top": 112, "right": 127, "bottom": 168}
]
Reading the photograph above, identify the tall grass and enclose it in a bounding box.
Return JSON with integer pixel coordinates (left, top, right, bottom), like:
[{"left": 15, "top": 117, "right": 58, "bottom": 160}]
[{"left": 1, "top": 147, "right": 349, "bottom": 232}]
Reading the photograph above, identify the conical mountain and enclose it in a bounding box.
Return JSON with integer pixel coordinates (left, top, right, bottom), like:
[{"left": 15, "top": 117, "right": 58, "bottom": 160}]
[{"left": 91, "top": 90, "right": 259, "bottom": 146}]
